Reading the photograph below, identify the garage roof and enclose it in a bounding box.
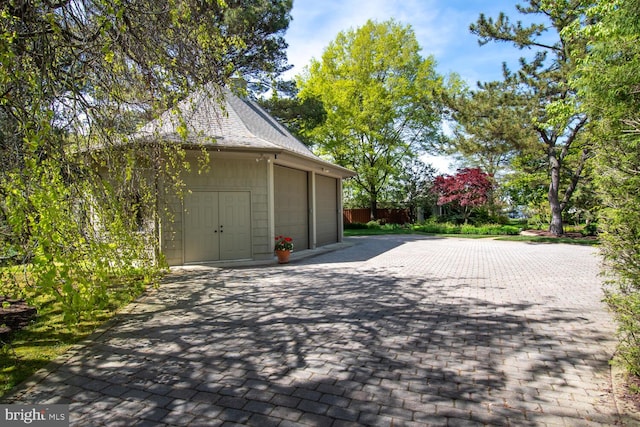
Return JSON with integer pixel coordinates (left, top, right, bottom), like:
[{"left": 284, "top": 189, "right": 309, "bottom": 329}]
[{"left": 136, "top": 85, "right": 354, "bottom": 178}]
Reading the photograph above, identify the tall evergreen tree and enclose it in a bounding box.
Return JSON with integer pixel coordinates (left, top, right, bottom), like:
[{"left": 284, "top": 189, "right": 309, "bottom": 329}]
[
  {"left": 442, "top": 80, "right": 537, "bottom": 178},
  {"left": 462, "top": 0, "right": 593, "bottom": 235},
  {"left": 257, "top": 81, "right": 326, "bottom": 147}
]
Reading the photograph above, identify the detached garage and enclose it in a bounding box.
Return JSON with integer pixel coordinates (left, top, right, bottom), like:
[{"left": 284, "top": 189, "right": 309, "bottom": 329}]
[{"left": 136, "top": 86, "right": 355, "bottom": 265}]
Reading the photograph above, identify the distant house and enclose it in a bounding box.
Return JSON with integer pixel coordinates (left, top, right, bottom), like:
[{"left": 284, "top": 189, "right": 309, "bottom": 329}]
[{"left": 135, "top": 86, "right": 355, "bottom": 265}]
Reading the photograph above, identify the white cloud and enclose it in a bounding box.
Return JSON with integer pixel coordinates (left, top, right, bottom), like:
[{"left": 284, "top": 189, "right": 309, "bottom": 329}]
[{"left": 421, "top": 153, "right": 457, "bottom": 175}]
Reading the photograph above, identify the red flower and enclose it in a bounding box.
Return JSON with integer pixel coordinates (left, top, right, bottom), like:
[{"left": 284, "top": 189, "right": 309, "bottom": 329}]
[{"left": 274, "top": 235, "right": 294, "bottom": 251}]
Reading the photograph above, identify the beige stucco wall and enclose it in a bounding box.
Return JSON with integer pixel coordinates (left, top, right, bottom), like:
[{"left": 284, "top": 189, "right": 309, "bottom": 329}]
[{"left": 159, "top": 150, "right": 272, "bottom": 265}]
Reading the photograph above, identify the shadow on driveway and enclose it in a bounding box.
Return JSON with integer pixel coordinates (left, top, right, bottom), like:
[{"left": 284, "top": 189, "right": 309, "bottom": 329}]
[{"left": 6, "top": 236, "right": 619, "bottom": 426}]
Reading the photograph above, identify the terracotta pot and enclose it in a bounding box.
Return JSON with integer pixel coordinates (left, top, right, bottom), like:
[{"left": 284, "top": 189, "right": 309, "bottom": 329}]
[{"left": 275, "top": 249, "right": 291, "bottom": 264}]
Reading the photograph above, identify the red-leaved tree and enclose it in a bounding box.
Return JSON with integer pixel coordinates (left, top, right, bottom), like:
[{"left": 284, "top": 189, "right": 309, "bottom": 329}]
[{"left": 431, "top": 168, "right": 493, "bottom": 223}]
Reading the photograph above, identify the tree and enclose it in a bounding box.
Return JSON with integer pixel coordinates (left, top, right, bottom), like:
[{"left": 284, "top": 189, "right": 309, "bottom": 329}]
[
  {"left": 501, "top": 152, "right": 550, "bottom": 224},
  {"left": 0, "top": 0, "right": 292, "bottom": 321},
  {"left": 431, "top": 168, "right": 493, "bottom": 224},
  {"left": 296, "top": 19, "right": 443, "bottom": 220},
  {"left": 466, "top": 0, "right": 593, "bottom": 235},
  {"left": 442, "top": 80, "right": 536, "bottom": 178},
  {"left": 257, "top": 81, "right": 326, "bottom": 147},
  {"left": 571, "top": 0, "right": 640, "bottom": 376},
  {"left": 389, "top": 158, "right": 437, "bottom": 223}
]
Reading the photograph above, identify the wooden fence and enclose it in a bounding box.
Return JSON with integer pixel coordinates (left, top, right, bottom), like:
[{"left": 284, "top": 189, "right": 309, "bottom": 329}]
[{"left": 343, "top": 208, "right": 411, "bottom": 224}]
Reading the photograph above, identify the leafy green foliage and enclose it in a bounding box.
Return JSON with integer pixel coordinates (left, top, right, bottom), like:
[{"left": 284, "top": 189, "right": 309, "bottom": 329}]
[
  {"left": 1, "top": 157, "right": 159, "bottom": 322},
  {"left": 387, "top": 158, "right": 438, "bottom": 222},
  {"left": 344, "top": 220, "right": 521, "bottom": 236},
  {"left": 571, "top": 0, "right": 640, "bottom": 377},
  {"left": 413, "top": 222, "right": 521, "bottom": 236},
  {"left": 0, "top": 1, "right": 292, "bottom": 323},
  {"left": 461, "top": 1, "right": 595, "bottom": 235},
  {"left": 297, "top": 19, "right": 444, "bottom": 218},
  {"left": 581, "top": 223, "right": 598, "bottom": 237}
]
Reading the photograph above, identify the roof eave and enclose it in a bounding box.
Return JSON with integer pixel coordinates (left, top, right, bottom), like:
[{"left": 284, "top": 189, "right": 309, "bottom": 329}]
[{"left": 275, "top": 151, "right": 356, "bottom": 179}]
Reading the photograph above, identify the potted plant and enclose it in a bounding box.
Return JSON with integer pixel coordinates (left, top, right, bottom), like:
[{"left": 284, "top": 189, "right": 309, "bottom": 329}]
[{"left": 274, "top": 235, "right": 293, "bottom": 264}]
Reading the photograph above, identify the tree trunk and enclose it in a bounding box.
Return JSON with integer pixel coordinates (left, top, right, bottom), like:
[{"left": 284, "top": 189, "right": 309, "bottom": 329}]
[
  {"left": 548, "top": 156, "right": 564, "bottom": 236},
  {"left": 463, "top": 205, "right": 471, "bottom": 224},
  {"left": 549, "top": 199, "right": 564, "bottom": 235},
  {"left": 370, "top": 198, "right": 378, "bottom": 221},
  {"left": 407, "top": 203, "right": 416, "bottom": 223}
]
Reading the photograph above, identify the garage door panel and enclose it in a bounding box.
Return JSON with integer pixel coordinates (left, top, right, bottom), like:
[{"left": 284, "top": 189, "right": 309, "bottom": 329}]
[
  {"left": 220, "top": 192, "right": 251, "bottom": 260},
  {"left": 184, "top": 191, "right": 251, "bottom": 263},
  {"left": 317, "top": 175, "right": 338, "bottom": 246},
  {"left": 184, "top": 192, "right": 220, "bottom": 263},
  {"left": 274, "top": 166, "right": 309, "bottom": 250}
]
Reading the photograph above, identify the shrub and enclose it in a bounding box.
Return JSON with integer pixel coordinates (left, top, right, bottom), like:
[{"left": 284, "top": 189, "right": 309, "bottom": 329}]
[
  {"left": 492, "top": 215, "right": 511, "bottom": 225},
  {"left": 381, "top": 223, "right": 410, "bottom": 231},
  {"left": 366, "top": 220, "right": 382, "bottom": 230},
  {"left": 582, "top": 223, "right": 598, "bottom": 237},
  {"left": 600, "top": 211, "right": 640, "bottom": 376},
  {"left": 412, "top": 222, "right": 521, "bottom": 236},
  {"left": 604, "top": 290, "right": 640, "bottom": 376},
  {"left": 413, "top": 222, "right": 460, "bottom": 234}
]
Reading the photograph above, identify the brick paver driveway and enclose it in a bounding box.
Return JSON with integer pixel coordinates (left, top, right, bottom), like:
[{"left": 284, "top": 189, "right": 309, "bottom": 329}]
[{"left": 7, "top": 235, "right": 621, "bottom": 426}]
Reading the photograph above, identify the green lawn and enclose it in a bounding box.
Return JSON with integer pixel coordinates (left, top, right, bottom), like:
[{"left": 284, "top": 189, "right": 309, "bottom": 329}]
[
  {"left": 344, "top": 228, "right": 495, "bottom": 239},
  {"left": 0, "top": 271, "right": 149, "bottom": 398},
  {"left": 495, "top": 235, "right": 600, "bottom": 246},
  {"left": 344, "top": 224, "right": 600, "bottom": 246}
]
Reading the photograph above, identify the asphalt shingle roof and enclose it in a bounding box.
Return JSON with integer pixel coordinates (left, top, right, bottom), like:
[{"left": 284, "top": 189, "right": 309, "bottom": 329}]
[{"left": 137, "top": 86, "right": 319, "bottom": 160}]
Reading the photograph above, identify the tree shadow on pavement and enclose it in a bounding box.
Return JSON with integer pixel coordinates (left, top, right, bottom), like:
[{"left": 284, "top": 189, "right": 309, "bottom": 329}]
[{"left": 8, "top": 259, "right": 620, "bottom": 426}]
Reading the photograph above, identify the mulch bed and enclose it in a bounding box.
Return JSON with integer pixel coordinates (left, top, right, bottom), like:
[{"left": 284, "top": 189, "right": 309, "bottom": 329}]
[
  {"left": 623, "top": 375, "right": 640, "bottom": 412},
  {"left": 0, "top": 296, "right": 36, "bottom": 341}
]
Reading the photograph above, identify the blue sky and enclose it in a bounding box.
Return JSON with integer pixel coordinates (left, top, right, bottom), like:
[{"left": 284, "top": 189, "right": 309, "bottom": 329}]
[
  {"left": 284, "top": 0, "right": 535, "bottom": 85},
  {"left": 283, "top": 0, "right": 540, "bottom": 172}
]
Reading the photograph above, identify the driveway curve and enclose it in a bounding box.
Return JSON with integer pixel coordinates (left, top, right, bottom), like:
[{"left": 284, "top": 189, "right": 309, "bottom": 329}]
[{"left": 6, "top": 236, "right": 622, "bottom": 426}]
